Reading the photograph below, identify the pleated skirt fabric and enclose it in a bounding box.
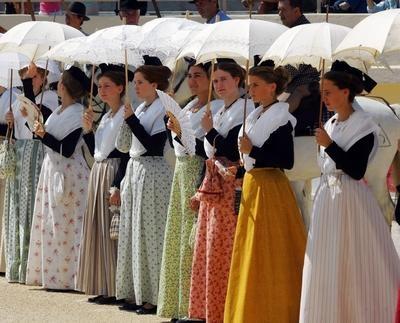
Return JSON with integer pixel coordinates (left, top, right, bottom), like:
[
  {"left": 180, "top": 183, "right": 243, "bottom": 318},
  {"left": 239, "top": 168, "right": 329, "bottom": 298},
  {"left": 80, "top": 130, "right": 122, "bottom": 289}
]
[
  {"left": 300, "top": 174, "right": 400, "bottom": 323},
  {"left": 4, "top": 139, "right": 44, "bottom": 283},
  {"left": 76, "top": 159, "right": 120, "bottom": 296},
  {"left": 116, "top": 156, "right": 173, "bottom": 305},
  {"left": 224, "top": 168, "right": 307, "bottom": 323},
  {"left": 157, "top": 155, "right": 204, "bottom": 319},
  {"left": 0, "top": 177, "right": 6, "bottom": 273},
  {"left": 188, "top": 158, "right": 238, "bottom": 323}
]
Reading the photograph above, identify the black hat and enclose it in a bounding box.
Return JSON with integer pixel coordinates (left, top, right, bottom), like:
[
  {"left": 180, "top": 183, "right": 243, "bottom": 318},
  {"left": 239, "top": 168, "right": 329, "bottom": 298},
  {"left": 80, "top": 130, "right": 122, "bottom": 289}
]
[
  {"left": 67, "top": 66, "right": 91, "bottom": 92},
  {"left": 216, "top": 58, "right": 237, "bottom": 64},
  {"left": 67, "top": 2, "right": 90, "bottom": 21},
  {"left": 331, "top": 60, "right": 377, "bottom": 93},
  {"left": 118, "top": 0, "right": 148, "bottom": 15},
  {"left": 98, "top": 63, "right": 134, "bottom": 82},
  {"left": 143, "top": 55, "right": 163, "bottom": 66}
]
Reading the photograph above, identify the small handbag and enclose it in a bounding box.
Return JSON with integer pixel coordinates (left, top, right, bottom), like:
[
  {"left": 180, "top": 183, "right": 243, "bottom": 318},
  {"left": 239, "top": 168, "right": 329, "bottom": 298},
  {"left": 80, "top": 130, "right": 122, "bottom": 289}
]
[
  {"left": 52, "top": 145, "right": 65, "bottom": 204},
  {"left": 109, "top": 206, "right": 120, "bottom": 241},
  {"left": 0, "top": 126, "right": 16, "bottom": 179},
  {"left": 115, "top": 121, "right": 132, "bottom": 153},
  {"left": 196, "top": 158, "right": 224, "bottom": 203}
]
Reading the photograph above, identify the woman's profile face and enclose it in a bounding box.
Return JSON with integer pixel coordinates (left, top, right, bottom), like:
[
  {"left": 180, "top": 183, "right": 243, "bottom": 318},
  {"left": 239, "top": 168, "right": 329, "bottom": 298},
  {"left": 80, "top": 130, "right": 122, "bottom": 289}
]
[
  {"left": 187, "top": 65, "right": 209, "bottom": 96},
  {"left": 133, "top": 72, "right": 156, "bottom": 100},
  {"left": 322, "top": 79, "right": 349, "bottom": 111}
]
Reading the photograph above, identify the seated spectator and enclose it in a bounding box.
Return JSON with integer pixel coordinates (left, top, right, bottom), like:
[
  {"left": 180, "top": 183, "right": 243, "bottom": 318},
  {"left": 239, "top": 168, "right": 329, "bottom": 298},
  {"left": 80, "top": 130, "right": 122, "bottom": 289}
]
[
  {"left": 65, "top": 1, "right": 90, "bottom": 35},
  {"left": 367, "top": 0, "right": 398, "bottom": 12},
  {"left": 329, "top": 0, "right": 368, "bottom": 12},
  {"left": 39, "top": 1, "right": 63, "bottom": 16},
  {"left": 115, "top": 0, "right": 147, "bottom": 25},
  {"left": 189, "top": 0, "right": 231, "bottom": 24}
]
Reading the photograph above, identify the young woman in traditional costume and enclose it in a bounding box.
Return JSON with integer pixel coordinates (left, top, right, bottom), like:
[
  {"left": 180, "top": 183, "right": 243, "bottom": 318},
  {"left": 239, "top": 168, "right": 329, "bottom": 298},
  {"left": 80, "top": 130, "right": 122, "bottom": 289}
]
[
  {"left": 25, "top": 66, "right": 90, "bottom": 290},
  {"left": 76, "top": 67, "right": 129, "bottom": 303},
  {"left": 3, "top": 63, "right": 58, "bottom": 283},
  {"left": 0, "top": 85, "right": 21, "bottom": 275},
  {"left": 157, "top": 61, "right": 222, "bottom": 321},
  {"left": 224, "top": 66, "right": 307, "bottom": 323},
  {"left": 115, "top": 58, "right": 173, "bottom": 315},
  {"left": 299, "top": 68, "right": 400, "bottom": 323},
  {"left": 188, "top": 61, "right": 254, "bottom": 323}
]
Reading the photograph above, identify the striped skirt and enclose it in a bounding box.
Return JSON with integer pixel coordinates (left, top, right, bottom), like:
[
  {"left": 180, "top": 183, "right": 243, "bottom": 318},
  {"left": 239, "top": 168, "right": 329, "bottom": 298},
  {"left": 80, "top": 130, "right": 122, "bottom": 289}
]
[
  {"left": 300, "top": 173, "right": 400, "bottom": 323},
  {"left": 157, "top": 155, "right": 204, "bottom": 319},
  {"left": 0, "top": 177, "right": 6, "bottom": 273},
  {"left": 224, "top": 168, "right": 306, "bottom": 323},
  {"left": 116, "top": 156, "right": 173, "bottom": 305},
  {"left": 3, "top": 139, "right": 44, "bottom": 283},
  {"left": 76, "top": 159, "right": 120, "bottom": 296}
]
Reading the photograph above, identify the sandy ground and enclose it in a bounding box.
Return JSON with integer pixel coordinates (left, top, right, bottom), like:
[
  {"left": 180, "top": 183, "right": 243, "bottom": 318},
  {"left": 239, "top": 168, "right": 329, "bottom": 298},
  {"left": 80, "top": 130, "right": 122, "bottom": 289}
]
[{"left": 0, "top": 275, "right": 167, "bottom": 323}]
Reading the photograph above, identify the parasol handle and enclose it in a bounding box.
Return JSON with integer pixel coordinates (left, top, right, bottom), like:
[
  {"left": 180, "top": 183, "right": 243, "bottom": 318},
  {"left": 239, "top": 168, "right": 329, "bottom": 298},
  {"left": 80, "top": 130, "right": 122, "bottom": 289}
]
[
  {"left": 38, "top": 56, "right": 51, "bottom": 118},
  {"left": 242, "top": 60, "right": 250, "bottom": 134},
  {"left": 318, "top": 58, "right": 326, "bottom": 127},
  {"left": 248, "top": 0, "right": 253, "bottom": 19},
  {"left": 206, "top": 59, "right": 215, "bottom": 113},
  {"left": 8, "top": 69, "right": 13, "bottom": 114},
  {"left": 124, "top": 48, "right": 130, "bottom": 106},
  {"left": 88, "top": 64, "right": 96, "bottom": 112}
]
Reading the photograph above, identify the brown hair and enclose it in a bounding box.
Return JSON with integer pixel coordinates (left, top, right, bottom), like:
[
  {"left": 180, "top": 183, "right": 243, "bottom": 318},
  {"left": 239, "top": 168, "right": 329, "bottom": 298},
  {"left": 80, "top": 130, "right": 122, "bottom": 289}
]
[
  {"left": 249, "top": 66, "right": 289, "bottom": 95},
  {"left": 97, "top": 70, "right": 126, "bottom": 98},
  {"left": 323, "top": 71, "right": 363, "bottom": 102},
  {"left": 214, "top": 62, "right": 246, "bottom": 88},
  {"left": 61, "top": 70, "right": 88, "bottom": 101},
  {"left": 135, "top": 65, "right": 172, "bottom": 91}
]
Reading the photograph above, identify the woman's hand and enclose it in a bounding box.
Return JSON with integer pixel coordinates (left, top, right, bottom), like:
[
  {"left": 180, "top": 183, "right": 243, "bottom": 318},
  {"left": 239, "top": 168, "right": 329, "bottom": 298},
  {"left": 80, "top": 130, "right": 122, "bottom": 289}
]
[
  {"left": 124, "top": 103, "right": 134, "bottom": 120},
  {"left": 238, "top": 133, "right": 253, "bottom": 154},
  {"left": 201, "top": 109, "right": 213, "bottom": 133},
  {"left": 82, "top": 108, "right": 94, "bottom": 133},
  {"left": 5, "top": 111, "right": 14, "bottom": 126},
  {"left": 315, "top": 127, "right": 333, "bottom": 147},
  {"left": 109, "top": 189, "right": 121, "bottom": 206},
  {"left": 33, "top": 120, "right": 45, "bottom": 138},
  {"left": 189, "top": 195, "right": 200, "bottom": 212}
]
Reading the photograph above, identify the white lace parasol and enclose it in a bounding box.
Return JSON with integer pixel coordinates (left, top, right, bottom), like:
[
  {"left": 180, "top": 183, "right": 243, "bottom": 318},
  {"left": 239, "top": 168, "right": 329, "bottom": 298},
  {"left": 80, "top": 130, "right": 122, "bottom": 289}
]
[{"left": 156, "top": 89, "right": 196, "bottom": 156}]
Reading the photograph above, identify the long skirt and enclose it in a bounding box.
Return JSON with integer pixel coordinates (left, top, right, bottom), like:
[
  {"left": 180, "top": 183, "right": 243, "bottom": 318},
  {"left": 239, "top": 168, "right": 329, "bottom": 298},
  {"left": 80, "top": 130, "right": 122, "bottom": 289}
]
[
  {"left": 157, "top": 155, "right": 204, "bottom": 319},
  {"left": 300, "top": 174, "right": 400, "bottom": 323},
  {"left": 76, "top": 159, "right": 120, "bottom": 296},
  {"left": 116, "top": 156, "right": 173, "bottom": 305},
  {"left": 25, "top": 148, "right": 89, "bottom": 289},
  {"left": 0, "top": 177, "right": 6, "bottom": 273},
  {"left": 224, "top": 168, "right": 307, "bottom": 323},
  {"left": 188, "top": 158, "right": 238, "bottom": 323},
  {"left": 4, "top": 139, "right": 43, "bottom": 283}
]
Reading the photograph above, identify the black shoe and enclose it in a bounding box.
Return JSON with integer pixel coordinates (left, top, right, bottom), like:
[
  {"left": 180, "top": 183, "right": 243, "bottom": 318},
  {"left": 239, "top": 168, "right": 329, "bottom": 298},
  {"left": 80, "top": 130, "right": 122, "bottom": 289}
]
[
  {"left": 118, "top": 302, "right": 141, "bottom": 311},
  {"left": 135, "top": 306, "right": 157, "bottom": 315},
  {"left": 171, "top": 319, "right": 178, "bottom": 323},
  {"left": 88, "top": 295, "right": 103, "bottom": 303},
  {"left": 96, "top": 296, "right": 118, "bottom": 305}
]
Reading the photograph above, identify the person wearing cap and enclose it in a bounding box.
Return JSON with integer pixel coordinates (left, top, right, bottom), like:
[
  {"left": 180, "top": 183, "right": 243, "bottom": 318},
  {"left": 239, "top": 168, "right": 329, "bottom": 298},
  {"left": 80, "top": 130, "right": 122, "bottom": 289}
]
[
  {"left": 65, "top": 1, "right": 90, "bottom": 35},
  {"left": 116, "top": 0, "right": 148, "bottom": 25},
  {"left": 189, "top": 0, "right": 231, "bottom": 24},
  {"left": 2, "top": 62, "right": 59, "bottom": 284},
  {"left": 299, "top": 63, "right": 400, "bottom": 323},
  {"left": 25, "top": 66, "right": 91, "bottom": 290}
]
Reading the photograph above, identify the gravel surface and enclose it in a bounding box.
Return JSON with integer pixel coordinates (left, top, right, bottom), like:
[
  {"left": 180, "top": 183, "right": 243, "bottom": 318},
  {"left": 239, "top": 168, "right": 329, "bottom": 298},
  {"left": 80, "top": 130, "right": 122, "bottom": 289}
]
[{"left": 0, "top": 276, "right": 167, "bottom": 323}]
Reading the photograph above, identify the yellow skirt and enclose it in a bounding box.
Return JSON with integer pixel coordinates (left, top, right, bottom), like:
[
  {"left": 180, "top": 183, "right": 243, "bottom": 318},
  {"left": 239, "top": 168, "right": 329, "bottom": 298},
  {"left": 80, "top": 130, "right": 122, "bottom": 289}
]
[{"left": 224, "top": 168, "right": 306, "bottom": 323}]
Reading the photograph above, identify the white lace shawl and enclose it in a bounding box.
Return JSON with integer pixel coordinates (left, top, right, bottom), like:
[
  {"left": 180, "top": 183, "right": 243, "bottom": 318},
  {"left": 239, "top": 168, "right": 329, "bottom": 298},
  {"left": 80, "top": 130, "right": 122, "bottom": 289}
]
[{"left": 45, "top": 103, "right": 84, "bottom": 140}]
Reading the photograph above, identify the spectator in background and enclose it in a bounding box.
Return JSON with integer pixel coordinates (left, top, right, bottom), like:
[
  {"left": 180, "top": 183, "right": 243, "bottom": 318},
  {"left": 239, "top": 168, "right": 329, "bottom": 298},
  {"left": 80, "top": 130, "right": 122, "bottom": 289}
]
[
  {"left": 115, "top": 0, "right": 148, "bottom": 25},
  {"left": 65, "top": 1, "right": 90, "bottom": 35},
  {"left": 277, "top": 0, "right": 321, "bottom": 137},
  {"left": 329, "top": 0, "right": 367, "bottom": 12},
  {"left": 39, "top": 1, "right": 63, "bottom": 16},
  {"left": 189, "top": 0, "right": 231, "bottom": 24},
  {"left": 367, "top": 0, "right": 398, "bottom": 12}
]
